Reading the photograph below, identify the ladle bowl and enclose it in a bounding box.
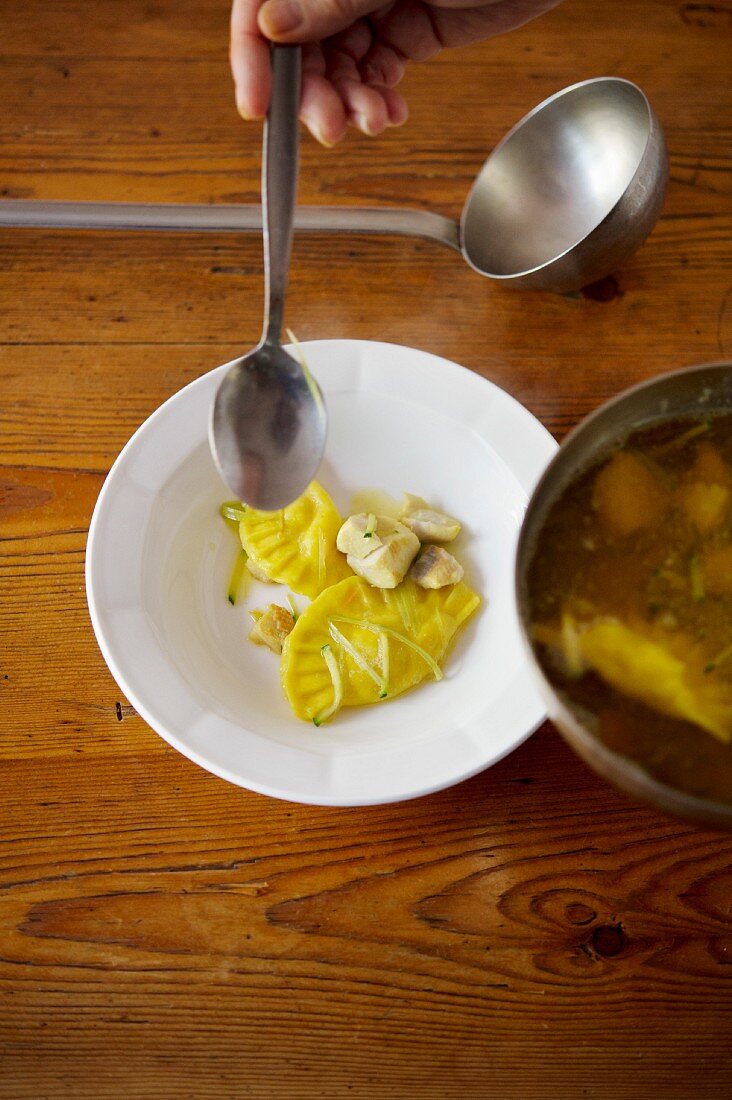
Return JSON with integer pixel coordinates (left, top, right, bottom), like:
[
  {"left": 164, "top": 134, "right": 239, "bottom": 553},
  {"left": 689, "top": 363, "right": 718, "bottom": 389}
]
[{"left": 461, "top": 77, "right": 668, "bottom": 290}]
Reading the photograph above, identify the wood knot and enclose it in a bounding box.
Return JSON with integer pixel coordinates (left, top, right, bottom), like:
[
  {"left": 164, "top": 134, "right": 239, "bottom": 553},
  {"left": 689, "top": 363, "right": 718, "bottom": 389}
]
[
  {"left": 565, "top": 902, "right": 596, "bottom": 926},
  {"left": 581, "top": 275, "right": 622, "bottom": 302},
  {"left": 0, "top": 479, "right": 53, "bottom": 513},
  {"left": 590, "top": 923, "right": 626, "bottom": 958}
]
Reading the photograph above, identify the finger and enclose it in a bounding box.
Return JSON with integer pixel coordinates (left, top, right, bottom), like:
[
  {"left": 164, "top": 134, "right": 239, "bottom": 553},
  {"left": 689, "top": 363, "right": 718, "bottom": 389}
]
[
  {"left": 230, "top": 0, "right": 272, "bottom": 119},
  {"left": 258, "top": 0, "right": 384, "bottom": 46},
  {"left": 302, "top": 41, "right": 327, "bottom": 75},
  {"left": 324, "top": 46, "right": 362, "bottom": 84},
  {"left": 334, "top": 78, "right": 390, "bottom": 136},
  {"left": 431, "top": 0, "right": 561, "bottom": 48},
  {"left": 378, "top": 85, "right": 409, "bottom": 126},
  {"left": 359, "top": 41, "right": 407, "bottom": 88},
  {"left": 369, "top": 0, "right": 442, "bottom": 61},
  {"left": 429, "top": 0, "right": 560, "bottom": 17},
  {"left": 299, "top": 70, "right": 349, "bottom": 145},
  {"left": 327, "top": 19, "right": 373, "bottom": 63}
]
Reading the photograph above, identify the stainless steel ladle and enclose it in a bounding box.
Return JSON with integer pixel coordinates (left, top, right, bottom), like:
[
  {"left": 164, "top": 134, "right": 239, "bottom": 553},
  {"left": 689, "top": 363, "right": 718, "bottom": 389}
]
[
  {"left": 0, "top": 77, "right": 667, "bottom": 293},
  {"left": 0, "top": 76, "right": 669, "bottom": 506}
]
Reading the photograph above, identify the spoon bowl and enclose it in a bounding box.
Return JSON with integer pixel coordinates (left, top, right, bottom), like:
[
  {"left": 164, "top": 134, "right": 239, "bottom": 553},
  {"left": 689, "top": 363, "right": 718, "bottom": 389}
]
[
  {"left": 210, "top": 339, "right": 325, "bottom": 510},
  {"left": 209, "top": 45, "right": 325, "bottom": 510}
]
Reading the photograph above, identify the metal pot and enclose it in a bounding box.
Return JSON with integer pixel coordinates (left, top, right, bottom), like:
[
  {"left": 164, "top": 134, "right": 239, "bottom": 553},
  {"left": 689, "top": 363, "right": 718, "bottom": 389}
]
[{"left": 516, "top": 362, "right": 732, "bottom": 827}]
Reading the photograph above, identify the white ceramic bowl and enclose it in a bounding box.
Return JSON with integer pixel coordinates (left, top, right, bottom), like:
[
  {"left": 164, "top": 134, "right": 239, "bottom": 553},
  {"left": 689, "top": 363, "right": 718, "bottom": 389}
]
[{"left": 86, "top": 340, "right": 557, "bottom": 805}]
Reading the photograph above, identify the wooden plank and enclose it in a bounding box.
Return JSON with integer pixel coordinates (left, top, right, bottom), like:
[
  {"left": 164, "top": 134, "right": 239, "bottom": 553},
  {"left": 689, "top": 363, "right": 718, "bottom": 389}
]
[
  {"left": 0, "top": 745, "right": 729, "bottom": 1096},
  {"left": 0, "top": 0, "right": 730, "bottom": 1095}
]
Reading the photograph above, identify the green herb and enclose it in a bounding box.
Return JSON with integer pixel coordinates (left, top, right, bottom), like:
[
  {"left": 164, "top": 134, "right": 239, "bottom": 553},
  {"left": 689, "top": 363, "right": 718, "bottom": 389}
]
[{"left": 364, "top": 513, "right": 377, "bottom": 539}]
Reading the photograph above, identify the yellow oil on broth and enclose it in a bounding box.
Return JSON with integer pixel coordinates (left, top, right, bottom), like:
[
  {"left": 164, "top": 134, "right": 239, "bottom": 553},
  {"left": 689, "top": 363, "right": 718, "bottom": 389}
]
[{"left": 528, "top": 415, "right": 732, "bottom": 804}]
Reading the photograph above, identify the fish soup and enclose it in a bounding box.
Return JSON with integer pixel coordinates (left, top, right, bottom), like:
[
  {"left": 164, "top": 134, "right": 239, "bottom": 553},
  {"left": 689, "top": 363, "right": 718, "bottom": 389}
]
[{"left": 528, "top": 414, "right": 732, "bottom": 805}]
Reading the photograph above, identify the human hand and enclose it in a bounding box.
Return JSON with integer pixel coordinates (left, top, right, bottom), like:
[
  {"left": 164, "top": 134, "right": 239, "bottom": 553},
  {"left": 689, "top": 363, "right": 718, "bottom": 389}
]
[{"left": 231, "top": 0, "right": 562, "bottom": 146}]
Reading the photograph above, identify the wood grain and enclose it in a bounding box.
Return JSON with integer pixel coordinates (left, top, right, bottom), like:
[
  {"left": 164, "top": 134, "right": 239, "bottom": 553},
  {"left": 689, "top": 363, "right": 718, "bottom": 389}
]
[{"left": 0, "top": 0, "right": 731, "bottom": 1096}]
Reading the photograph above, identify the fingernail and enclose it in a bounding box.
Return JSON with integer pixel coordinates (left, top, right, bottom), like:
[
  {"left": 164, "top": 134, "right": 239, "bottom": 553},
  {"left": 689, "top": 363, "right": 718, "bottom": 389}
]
[
  {"left": 355, "top": 113, "right": 378, "bottom": 137},
  {"left": 306, "top": 121, "right": 337, "bottom": 148},
  {"left": 236, "top": 99, "right": 263, "bottom": 122},
  {"left": 260, "top": 0, "right": 302, "bottom": 35}
]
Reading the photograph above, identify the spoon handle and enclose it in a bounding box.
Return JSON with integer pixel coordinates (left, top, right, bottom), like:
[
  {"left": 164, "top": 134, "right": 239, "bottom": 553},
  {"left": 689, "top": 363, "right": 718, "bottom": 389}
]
[{"left": 262, "top": 44, "right": 301, "bottom": 345}]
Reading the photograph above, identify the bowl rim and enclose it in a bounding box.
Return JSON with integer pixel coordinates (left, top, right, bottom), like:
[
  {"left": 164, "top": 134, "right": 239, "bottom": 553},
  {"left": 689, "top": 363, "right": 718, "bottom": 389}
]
[{"left": 86, "top": 338, "right": 558, "bottom": 806}]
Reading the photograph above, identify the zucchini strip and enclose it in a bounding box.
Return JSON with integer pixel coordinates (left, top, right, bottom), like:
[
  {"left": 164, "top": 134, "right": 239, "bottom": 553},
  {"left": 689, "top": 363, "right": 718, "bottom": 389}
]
[
  {"left": 377, "top": 632, "right": 389, "bottom": 698},
  {"left": 220, "top": 501, "right": 247, "bottom": 524},
  {"left": 328, "top": 622, "right": 385, "bottom": 694},
  {"left": 313, "top": 644, "right": 343, "bottom": 726},
  {"left": 331, "top": 615, "right": 443, "bottom": 682},
  {"left": 286, "top": 328, "right": 326, "bottom": 417},
  {"left": 227, "top": 550, "right": 249, "bottom": 605},
  {"left": 286, "top": 593, "right": 300, "bottom": 621},
  {"left": 690, "top": 556, "right": 705, "bottom": 602},
  {"left": 317, "top": 528, "right": 326, "bottom": 592}
]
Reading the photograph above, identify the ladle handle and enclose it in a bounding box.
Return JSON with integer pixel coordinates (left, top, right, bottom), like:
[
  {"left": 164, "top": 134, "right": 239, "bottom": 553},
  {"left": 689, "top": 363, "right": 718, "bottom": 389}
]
[
  {"left": 262, "top": 45, "right": 301, "bottom": 345},
  {"left": 0, "top": 199, "right": 461, "bottom": 251}
]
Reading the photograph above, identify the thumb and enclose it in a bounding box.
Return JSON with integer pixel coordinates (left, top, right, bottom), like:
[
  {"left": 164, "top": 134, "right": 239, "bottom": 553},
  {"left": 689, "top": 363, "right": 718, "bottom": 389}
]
[{"left": 258, "top": 0, "right": 380, "bottom": 43}]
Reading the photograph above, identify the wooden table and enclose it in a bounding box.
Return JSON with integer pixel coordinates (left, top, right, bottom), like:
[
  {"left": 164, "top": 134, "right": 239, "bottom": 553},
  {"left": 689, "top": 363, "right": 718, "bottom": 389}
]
[{"left": 1, "top": 1, "right": 731, "bottom": 1096}]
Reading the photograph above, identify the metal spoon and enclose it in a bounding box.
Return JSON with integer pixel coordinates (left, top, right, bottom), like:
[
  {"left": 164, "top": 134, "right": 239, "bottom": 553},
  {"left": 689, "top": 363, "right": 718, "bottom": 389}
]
[{"left": 209, "top": 45, "right": 325, "bottom": 510}]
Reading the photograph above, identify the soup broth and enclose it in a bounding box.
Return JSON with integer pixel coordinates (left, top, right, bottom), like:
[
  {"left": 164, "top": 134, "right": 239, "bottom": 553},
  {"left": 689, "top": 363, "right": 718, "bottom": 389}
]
[{"left": 528, "top": 414, "right": 732, "bottom": 805}]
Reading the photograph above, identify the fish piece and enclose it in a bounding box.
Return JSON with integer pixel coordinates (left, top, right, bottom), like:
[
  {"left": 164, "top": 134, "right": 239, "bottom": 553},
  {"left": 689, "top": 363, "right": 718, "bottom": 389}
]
[
  {"left": 336, "top": 513, "right": 383, "bottom": 560},
  {"left": 399, "top": 493, "right": 461, "bottom": 542},
  {"left": 346, "top": 521, "right": 419, "bottom": 588},
  {"left": 249, "top": 604, "right": 295, "bottom": 654},
  {"left": 409, "top": 545, "right": 464, "bottom": 589}
]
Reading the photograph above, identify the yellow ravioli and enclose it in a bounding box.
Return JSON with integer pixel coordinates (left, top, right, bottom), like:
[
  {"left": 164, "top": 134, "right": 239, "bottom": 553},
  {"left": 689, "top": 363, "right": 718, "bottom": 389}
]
[
  {"left": 281, "top": 575, "right": 480, "bottom": 723},
  {"left": 535, "top": 610, "right": 732, "bottom": 743},
  {"left": 578, "top": 618, "right": 732, "bottom": 743},
  {"left": 238, "top": 481, "right": 351, "bottom": 598}
]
